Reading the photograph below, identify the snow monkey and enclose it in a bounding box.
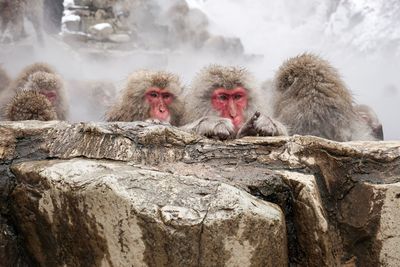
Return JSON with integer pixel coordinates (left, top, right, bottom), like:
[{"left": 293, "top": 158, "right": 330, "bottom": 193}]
[
  {"left": 0, "top": 0, "right": 44, "bottom": 43},
  {"left": 9, "top": 62, "right": 56, "bottom": 92},
  {"left": 272, "top": 53, "right": 375, "bottom": 142},
  {"left": 106, "top": 70, "right": 184, "bottom": 125},
  {"left": 22, "top": 71, "right": 69, "bottom": 120},
  {"left": 181, "top": 64, "right": 288, "bottom": 140},
  {"left": 354, "top": 104, "right": 384, "bottom": 140},
  {"left": 0, "top": 65, "right": 11, "bottom": 92},
  {"left": 0, "top": 62, "right": 57, "bottom": 118},
  {"left": 5, "top": 90, "right": 57, "bottom": 121}
]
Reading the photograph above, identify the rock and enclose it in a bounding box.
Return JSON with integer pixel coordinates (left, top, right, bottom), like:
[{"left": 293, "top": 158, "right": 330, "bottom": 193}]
[
  {"left": 0, "top": 121, "right": 399, "bottom": 266},
  {"left": 91, "top": 0, "right": 117, "bottom": 9},
  {"left": 108, "top": 33, "right": 130, "bottom": 43},
  {"left": 74, "top": 0, "right": 92, "bottom": 7},
  {"left": 11, "top": 158, "right": 288, "bottom": 267},
  {"left": 62, "top": 11, "right": 81, "bottom": 32},
  {"left": 88, "top": 23, "right": 114, "bottom": 41},
  {"left": 376, "top": 183, "right": 400, "bottom": 266},
  {"left": 203, "top": 35, "right": 245, "bottom": 55},
  {"left": 279, "top": 170, "right": 341, "bottom": 266}
]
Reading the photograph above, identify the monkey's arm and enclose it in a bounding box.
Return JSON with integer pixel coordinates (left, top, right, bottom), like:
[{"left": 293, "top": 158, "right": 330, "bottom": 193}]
[
  {"left": 180, "top": 116, "right": 235, "bottom": 140},
  {"left": 237, "top": 112, "right": 288, "bottom": 138}
]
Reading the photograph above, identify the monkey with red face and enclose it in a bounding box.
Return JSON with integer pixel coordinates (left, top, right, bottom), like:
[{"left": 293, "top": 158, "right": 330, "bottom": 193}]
[
  {"left": 105, "top": 70, "right": 184, "bottom": 125},
  {"left": 181, "top": 64, "right": 288, "bottom": 139}
]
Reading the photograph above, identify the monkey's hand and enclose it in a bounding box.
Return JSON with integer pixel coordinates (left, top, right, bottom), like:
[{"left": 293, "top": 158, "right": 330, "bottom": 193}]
[
  {"left": 145, "top": 118, "right": 171, "bottom": 126},
  {"left": 180, "top": 116, "right": 235, "bottom": 140},
  {"left": 237, "top": 112, "right": 288, "bottom": 138}
]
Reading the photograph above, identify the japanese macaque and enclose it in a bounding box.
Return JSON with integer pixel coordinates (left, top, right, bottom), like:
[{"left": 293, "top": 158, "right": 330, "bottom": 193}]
[
  {"left": 0, "top": 65, "right": 11, "bottom": 92},
  {"left": 181, "top": 65, "right": 288, "bottom": 140},
  {"left": 22, "top": 71, "right": 68, "bottom": 120},
  {"left": 9, "top": 62, "right": 55, "bottom": 92},
  {"left": 0, "top": 0, "right": 44, "bottom": 43},
  {"left": 0, "top": 62, "right": 56, "bottom": 116},
  {"left": 4, "top": 90, "right": 57, "bottom": 121},
  {"left": 272, "top": 53, "right": 375, "bottom": 141},
  {"left": 354, "top": 104, "right": 384, "bottom": 140},
  {"left": 106, "top": 70, "right": 184, "bottom": 125}
]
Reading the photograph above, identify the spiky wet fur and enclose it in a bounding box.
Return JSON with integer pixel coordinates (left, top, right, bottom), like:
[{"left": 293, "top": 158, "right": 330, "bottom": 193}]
[
  {"left": 272, "top": 53, "right": 374, "bottom": 141},
  {"left": 106, "top": 70, "right": 184, "bottom": 126},
  {"left": 182, "top": 64, "right": 266, "bottom": 124},
  {"left": 4, "top": 90, "right": 57, "bottom": 121}
]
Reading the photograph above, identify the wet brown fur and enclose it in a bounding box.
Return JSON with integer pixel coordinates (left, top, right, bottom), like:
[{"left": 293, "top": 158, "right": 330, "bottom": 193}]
[
  {"left": 4, "top": 90, "right": 57, "bottom": 121},
  {"left": 272, "top": 53, "right": 374, "bottom": 141},
  {"left": 106, "top": 70, "right": 184, "bottom": 126}
]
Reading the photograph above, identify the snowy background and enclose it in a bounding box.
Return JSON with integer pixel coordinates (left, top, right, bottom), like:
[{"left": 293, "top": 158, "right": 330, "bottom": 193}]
[{"left": 1, "top": 0, "right": 399, "bottom": 139}]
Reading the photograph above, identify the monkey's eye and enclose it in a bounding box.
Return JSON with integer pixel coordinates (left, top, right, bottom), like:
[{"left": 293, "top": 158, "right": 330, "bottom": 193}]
[
  {"left": 233, "top": 94, "right": 243, "bottom": 100},
  {"left": 218, "top": 94, "right": 228, "bottom": 101},
  {"left": 162, "top": 93, "right": 172, "bottom": 99},
  {"left": 149, "top": 92, "right": 159, "bottom": 98}
]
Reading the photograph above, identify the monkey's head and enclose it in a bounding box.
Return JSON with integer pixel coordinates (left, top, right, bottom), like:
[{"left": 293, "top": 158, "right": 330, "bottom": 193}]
[
  {"left": 191, "top": 64, "right": 256, "bottom": 130},
  {"left": 275, "top": 53, "right": 351, "bottom": 101},
  {"left": 24, "top": 71, "right": 63, "bottom": 106},
  {"left": 13, "top": 62, "right": 55, "bottom": 90},
  {"left": 5, "top": 90, "right": 57, "bottom": 121},
  {"left": 123, "top": 70, "right": 184, "bottom": 125}
]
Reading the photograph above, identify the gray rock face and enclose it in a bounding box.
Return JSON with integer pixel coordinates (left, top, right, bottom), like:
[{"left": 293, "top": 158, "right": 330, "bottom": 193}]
[
  {"left": 0, "top": 121, "right": 399, "bottom": 266},
  {"left": 11, "top": 159, "right": 287, "bottom": 267}
]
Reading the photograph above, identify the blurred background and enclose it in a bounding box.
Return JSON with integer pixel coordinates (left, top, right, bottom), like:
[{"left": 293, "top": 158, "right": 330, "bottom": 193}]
[{"left": 0, "top": 0, "right": 399, "bottom": 139}]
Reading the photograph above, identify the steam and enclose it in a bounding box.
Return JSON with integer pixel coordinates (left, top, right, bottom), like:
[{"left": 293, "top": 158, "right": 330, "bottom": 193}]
[{"left": 0, "top": 0, "right": 399, "bottom": 139}]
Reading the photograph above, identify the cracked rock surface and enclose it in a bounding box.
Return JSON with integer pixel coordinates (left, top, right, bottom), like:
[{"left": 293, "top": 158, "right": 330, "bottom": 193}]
[
  {"left": 0, "top": 121, "right": 400, "bottom": 266},
  {"left": 11, "top": 159, "right": 287, "bottom": 267}
]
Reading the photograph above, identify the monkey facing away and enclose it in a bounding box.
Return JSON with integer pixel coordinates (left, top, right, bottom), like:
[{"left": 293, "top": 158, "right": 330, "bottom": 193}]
[
  {"left": 4, "top": 90, "right": 57, "bottom": 121},
  {"left": 181, "top": 64, "right": 288, "bottom": 140},
  {"left": 272, "top": 53, "right": 375, "bottom": 141},
  {"left": 106, "top": 70, "right": 184, "bottom": 126},
  {"left": 354, "top": 104, "right": 384, "bottom": 140}
]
